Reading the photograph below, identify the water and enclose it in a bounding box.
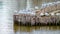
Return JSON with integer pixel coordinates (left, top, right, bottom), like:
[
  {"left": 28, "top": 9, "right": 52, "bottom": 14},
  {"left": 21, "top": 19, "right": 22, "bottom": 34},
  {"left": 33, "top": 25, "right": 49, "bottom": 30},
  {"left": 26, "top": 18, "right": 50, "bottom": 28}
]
[{"left": 14, "top": 25, "right": 60, "bottom": 34}]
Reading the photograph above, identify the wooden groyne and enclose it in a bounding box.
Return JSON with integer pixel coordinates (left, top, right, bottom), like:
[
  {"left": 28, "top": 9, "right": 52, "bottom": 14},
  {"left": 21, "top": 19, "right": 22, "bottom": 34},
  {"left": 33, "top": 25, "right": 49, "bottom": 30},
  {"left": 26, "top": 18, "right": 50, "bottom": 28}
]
[
  {"left": 14, "top": 14, "right": 60, "bottom": 26},
  {"left": 14, "top": 1, "right": 60, "bottom": 26}
]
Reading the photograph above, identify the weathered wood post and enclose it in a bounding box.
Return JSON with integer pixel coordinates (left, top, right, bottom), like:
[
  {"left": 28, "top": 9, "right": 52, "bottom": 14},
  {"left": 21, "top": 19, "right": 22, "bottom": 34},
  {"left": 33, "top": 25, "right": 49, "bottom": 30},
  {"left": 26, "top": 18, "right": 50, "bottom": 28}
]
[{"left": 0, "top": 0, "right": 18, "bottom": 34}]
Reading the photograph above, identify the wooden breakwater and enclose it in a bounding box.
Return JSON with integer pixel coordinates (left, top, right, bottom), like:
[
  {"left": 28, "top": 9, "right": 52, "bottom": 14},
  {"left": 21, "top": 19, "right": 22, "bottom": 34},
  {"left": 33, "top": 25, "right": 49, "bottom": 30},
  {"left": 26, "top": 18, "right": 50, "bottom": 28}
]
[
  {"left": 14, "top": 1, "right": 60, "bottom": 26},
  {"left": 14, "top": 14, "right": 60, "bottom": 26}
]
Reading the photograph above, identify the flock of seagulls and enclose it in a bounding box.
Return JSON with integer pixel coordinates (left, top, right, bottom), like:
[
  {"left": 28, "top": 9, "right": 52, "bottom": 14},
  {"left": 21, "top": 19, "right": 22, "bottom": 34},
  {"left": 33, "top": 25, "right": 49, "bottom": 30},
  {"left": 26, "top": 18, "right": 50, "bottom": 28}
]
[
  {"left": 14, "top": 1, "right": 60, "bottom": 16},
  {"left": 15, "top": 10, "right": 60, "bottom": 17},
  {"left": 41, "top": 1, "right": 60, "bottom": 9}
]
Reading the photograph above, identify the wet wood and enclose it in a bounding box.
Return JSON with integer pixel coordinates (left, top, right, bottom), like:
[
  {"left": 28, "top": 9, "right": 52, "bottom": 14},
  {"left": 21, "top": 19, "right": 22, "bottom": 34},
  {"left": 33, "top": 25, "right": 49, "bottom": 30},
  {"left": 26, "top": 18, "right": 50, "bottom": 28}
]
[{"left": 14, "top": 1, "right": 60, "bottom": 26}]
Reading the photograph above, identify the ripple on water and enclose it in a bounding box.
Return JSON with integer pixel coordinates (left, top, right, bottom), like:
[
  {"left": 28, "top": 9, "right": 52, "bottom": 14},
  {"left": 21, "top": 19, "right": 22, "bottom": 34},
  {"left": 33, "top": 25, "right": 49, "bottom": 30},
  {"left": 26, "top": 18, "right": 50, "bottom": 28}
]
[{"left": 14, "top": 25, "right": 60, "bottom": 34}]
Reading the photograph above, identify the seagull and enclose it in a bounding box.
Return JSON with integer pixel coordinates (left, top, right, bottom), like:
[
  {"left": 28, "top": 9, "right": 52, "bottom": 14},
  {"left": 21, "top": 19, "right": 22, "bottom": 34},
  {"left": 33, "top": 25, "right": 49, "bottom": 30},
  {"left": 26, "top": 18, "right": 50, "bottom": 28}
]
[
  {"left": 50, "top": 13, "right": 55, "bottom": 16},
  {"left": 45, "top": 13, "right": 50, "bottom": 16},
  {"left": 40, "top": 13, "right": 45, "bottom": 16}
]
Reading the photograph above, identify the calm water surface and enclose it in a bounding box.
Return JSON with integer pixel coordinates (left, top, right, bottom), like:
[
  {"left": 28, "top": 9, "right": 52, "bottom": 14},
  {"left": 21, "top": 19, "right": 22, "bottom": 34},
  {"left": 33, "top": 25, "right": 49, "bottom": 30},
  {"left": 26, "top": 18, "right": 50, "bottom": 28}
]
[{"left": 14, "top": 25, "right": 60, "bottom": 34}]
